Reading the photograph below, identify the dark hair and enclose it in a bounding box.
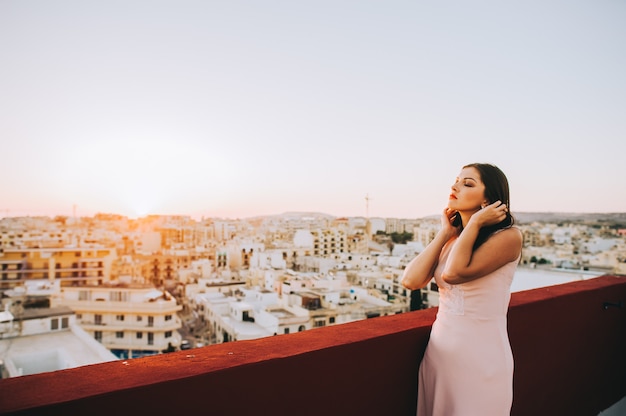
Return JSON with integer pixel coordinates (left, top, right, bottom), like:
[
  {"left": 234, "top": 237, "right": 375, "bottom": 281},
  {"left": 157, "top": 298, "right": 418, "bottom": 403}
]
[{"left": 463, "top": 163, "right": 515, "bottom": 249}]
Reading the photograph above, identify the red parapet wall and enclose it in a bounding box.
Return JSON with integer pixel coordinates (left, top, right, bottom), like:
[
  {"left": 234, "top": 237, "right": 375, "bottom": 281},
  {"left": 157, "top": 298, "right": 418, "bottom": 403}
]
[
  {"left": 509, "top": 275, "right": 626, "bottom": 415},
  {"left": 0, "top": 275, "right": 624, "bottom": 416}
]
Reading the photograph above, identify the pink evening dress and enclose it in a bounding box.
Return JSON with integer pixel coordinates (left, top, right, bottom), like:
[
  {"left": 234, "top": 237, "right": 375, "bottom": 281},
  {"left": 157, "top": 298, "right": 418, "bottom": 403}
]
[{"left": 416, "top": 238, "right": 519, "bottom": 416}]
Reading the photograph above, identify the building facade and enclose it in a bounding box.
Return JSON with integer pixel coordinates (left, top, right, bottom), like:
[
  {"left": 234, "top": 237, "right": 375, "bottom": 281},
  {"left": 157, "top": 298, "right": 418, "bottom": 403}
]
[{"left": 51, "top": 284, "right": 183, "bottom": 359}]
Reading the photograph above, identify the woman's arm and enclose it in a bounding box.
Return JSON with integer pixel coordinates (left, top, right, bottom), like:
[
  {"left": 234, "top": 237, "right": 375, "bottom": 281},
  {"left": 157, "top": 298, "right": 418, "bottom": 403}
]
[
  {"left": 442, "top": 202, "right": 522, "bottom": 284},
  {"left": 401, "top": 208, "right": 458, "bottom": 290}
]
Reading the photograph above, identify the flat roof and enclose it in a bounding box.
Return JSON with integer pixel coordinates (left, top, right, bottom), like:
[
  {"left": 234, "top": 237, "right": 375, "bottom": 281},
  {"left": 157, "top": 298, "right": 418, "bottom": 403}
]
[
  {"left": 0, "top": 325, "right": 117, "bottom": 377},
  {"left": 20, "top": 306, "right": 75, "bottom": 321}
]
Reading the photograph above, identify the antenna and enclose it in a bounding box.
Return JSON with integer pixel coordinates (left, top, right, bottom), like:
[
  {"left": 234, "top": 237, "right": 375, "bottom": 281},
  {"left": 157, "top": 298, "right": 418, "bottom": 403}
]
[{"left": 365, "top": 194, "right": 371, "bottom": 219}]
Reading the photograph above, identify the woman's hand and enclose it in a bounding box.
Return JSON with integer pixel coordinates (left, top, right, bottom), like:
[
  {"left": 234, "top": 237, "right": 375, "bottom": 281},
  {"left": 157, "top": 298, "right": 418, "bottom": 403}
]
[
  {"left": 441, "top": 207, "right": 461, "bottom": 239},
  {"left": 469, "top": 200, "right": 508, "bottom": 228}
]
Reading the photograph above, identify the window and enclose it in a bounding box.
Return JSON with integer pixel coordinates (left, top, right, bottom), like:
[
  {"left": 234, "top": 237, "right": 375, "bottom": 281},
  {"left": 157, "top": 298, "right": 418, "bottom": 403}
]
[
  {"left": 136, "top": 332, "right": 143, "bottom": 339},
  {"left": 95, "top": 314, "right": 102, "bottom": 325},
  {"left": 165, "top": 314, "right": 172, "bottom": 321},
  {"left": 116, "top": 314, "right": 125, "bottom": 321},
  {"left": 95, "top": 331, "right": 102, "bottom": 342},
  {"left": 165, "top": 331, "right": 172, "bottom": 338},
  {"left": 110, "top": 291, "right": 129, "bottom": 302},
  {"left": 298, "top": 325, "right": 306, "bottom": 332},
  {"left": 78, "top": 290, "right": 90, "bottom": 301},
  {"left": 62, "top": 317, "right": 69, "bottom": 328},
  {"left": 148, "top": 333, "right": 154, "bottom": 345},
  {"left": 329, "top": 317, "right": 336, "bottom": 324},
  {"left": 51, "top": 318, "right": 59, "bottom": 330},
  {"left": 284, "top": 327, "right": 290, "bottom": 334},
  {"left": 116, "top": 331, "right": 124, "bottom": 339},
  {"left": 137, "top": 316, "right": 143, "bottom": 322}
]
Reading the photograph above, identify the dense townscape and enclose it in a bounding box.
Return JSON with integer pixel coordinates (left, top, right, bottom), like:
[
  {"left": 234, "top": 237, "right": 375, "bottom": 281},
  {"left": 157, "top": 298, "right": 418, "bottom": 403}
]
[{"left": 0, "top": 212, "right": 624, "bottom": 377}]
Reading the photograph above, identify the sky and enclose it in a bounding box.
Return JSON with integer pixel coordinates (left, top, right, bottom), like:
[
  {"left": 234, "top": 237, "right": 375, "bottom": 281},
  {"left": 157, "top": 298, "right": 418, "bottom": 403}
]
[{"left": 1, "top": 1, "right": 625, "bottom": 220}]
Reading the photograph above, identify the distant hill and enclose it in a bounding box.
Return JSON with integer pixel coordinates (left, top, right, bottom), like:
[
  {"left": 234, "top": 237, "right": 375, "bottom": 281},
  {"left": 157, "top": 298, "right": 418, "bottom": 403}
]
[{"left": 514, "top": 212, "right": 626, "bottom": 225}]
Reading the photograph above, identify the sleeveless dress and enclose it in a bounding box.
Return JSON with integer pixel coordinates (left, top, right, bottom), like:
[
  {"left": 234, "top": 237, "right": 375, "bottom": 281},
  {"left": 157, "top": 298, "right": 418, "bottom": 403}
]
[{"left": 416, "top": 239, "right": 519, "bottom": 416}]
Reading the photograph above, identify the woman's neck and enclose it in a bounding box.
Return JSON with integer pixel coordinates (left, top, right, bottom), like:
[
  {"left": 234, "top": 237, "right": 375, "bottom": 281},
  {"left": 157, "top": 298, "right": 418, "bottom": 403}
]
[{"left": 459, "top": 209, "right": 480, "bottom": 228}]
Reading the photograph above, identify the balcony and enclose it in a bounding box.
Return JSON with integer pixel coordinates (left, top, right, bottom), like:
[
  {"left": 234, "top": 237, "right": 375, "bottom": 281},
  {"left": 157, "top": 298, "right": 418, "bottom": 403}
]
[
  {"left": 56, "top": 299, "right": 182, "bottom": 313},
  {"left": 0, "top": 275, "right": 624, "bottom": 416}
]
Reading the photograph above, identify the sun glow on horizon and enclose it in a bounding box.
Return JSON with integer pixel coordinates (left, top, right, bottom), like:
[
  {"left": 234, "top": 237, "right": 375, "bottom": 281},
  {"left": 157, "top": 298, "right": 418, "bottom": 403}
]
[{"left": 54, "top": 136, "right": 242, "bottom": 219}]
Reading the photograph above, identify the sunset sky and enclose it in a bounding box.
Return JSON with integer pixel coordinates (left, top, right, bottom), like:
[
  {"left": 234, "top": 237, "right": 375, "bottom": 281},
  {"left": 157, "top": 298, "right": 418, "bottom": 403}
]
[{"left": 1, "top": 1, "right": 625, "bottom": 220}]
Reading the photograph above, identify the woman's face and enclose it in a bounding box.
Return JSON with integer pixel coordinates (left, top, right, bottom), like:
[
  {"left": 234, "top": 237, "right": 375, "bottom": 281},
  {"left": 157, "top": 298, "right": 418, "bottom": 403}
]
[{"left": 448, "top": 167, "right": 486, "bottom": 212}]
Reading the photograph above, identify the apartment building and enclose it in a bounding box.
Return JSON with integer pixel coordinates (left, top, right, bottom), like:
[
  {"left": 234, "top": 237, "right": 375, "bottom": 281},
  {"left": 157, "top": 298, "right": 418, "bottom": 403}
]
[
  {"left": 51, "top": 284, "right": 182, "bottom": 359},
  {"left": 310, "top": 228, "right": 347, "bottom": 257},
  {"left": 131, "top": 247, "right": 218, "bottom": 287},
  {"left": 0, "top": 246, "right": 116, "bottom": 290},
  {"left": 413, "top": 223, "right": 439, "bottom": 250}
]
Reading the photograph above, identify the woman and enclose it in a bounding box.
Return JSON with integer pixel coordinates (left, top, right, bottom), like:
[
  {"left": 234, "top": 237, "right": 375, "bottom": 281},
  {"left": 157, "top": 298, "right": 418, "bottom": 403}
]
[{"left": 402, "top": 163, "right": 523, "bottom": 415}]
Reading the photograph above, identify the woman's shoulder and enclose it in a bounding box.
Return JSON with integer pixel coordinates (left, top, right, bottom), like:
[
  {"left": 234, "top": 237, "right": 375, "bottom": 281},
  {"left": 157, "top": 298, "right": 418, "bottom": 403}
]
[
  {"left": 489, "top": 226, "right": 523, "bottom": 246},
  {"left": 480, "top": 226, "right": 523, "bottom": 264}
]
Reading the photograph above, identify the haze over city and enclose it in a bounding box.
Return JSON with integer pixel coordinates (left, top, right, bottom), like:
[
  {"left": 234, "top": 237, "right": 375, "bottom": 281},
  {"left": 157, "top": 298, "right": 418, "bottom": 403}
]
[{"left": 1, "top": 1, "right": 625, "bottom": 220}]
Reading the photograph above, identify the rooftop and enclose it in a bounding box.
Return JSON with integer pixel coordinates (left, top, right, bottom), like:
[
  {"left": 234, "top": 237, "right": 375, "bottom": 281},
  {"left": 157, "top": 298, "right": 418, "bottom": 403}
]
[{"left": 0, "top": 309, "right": 117, "bottom": 378}]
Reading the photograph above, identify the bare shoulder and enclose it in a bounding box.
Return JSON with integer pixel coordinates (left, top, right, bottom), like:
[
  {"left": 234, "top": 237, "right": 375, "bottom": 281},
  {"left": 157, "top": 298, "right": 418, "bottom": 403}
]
[
  {"left": 490, "top": 226, "right": 523, "bottom": 245},
  {"left": 479, "top": 227, "right": 523, "bottom": 262}
]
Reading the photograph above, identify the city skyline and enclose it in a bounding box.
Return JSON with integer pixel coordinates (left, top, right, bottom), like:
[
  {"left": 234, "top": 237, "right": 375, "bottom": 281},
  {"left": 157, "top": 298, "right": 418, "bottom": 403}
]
[{"left": 1, "top": 1, "right": 625, "bottom": 220}]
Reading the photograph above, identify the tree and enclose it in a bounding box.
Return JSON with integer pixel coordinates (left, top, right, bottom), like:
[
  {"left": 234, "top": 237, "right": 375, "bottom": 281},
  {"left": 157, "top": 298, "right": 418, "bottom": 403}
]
[{"left": 390, "top": 232, "right": 413, "bottom": 244}]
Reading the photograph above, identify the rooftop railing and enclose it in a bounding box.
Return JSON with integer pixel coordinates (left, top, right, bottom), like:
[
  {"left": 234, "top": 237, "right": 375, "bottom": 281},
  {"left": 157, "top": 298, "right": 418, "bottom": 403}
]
[{"left": 0, "top": 275, "right": 624, "bottom": 416}]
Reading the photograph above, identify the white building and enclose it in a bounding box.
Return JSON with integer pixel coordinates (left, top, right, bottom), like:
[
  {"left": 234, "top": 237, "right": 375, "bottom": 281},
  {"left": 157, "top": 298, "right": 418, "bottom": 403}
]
[
  {"left": 196, "top": 291, "right": 273, "bottom": 343},
  {"left": 309, "top": 228, "right": 347, "bottom": 257},
  {"left": 51, "top": 284, "right": 182, "bottom": 359},
  {"left": 249, "top": 249, "right": 287, "bottom": 270},
  {"left": 0, "top": 306, "right": 117, "bottom": 378}
]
